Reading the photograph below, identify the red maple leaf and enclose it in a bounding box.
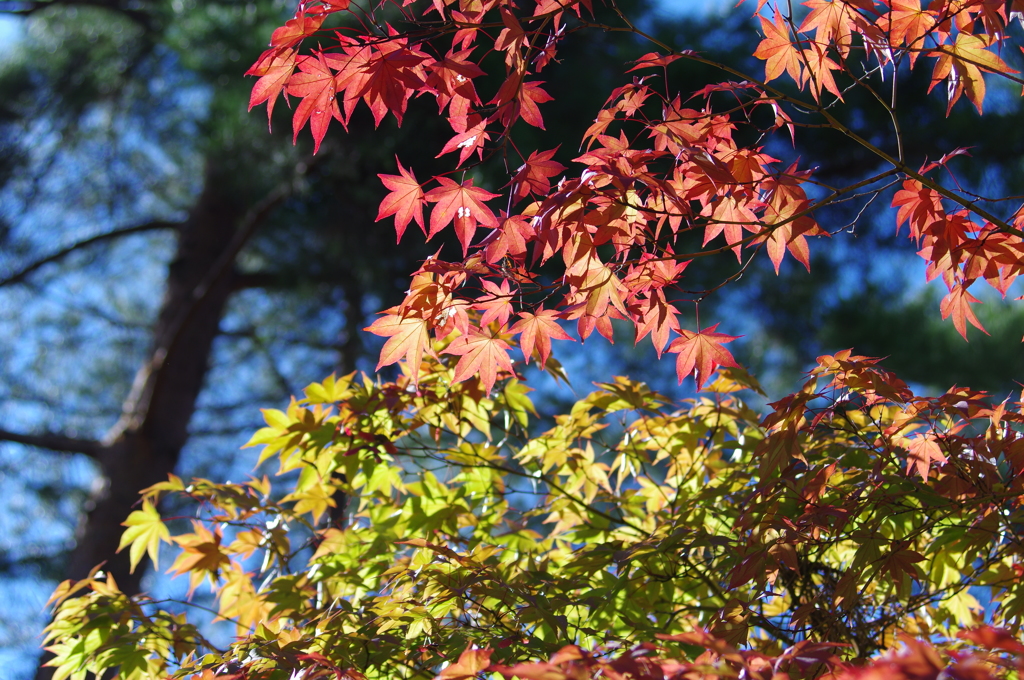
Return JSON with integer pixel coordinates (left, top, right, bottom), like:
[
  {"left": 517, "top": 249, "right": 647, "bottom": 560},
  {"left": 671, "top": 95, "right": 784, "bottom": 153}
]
[
  {"left": 436, "top": 116, "right": 491, "bottom": 167},
  {"left": 286, "top": 52, "right": 342, "bottom": 153},
  {"left": 342, "top": 31, "right": 429, "bottom": 127},
  {"left": 631, "top": 290, "right": 681, "bottom": 357},
  {"left": 495, "top": 7, "right": 528, "bottom": 68},
  {"left": 491, "top": 75, "right": 554, "bottom": 129},
  {"left": 424, "top": 178, "right": 500, "bottom": 255},
  {"left": 268, "top": 12, "right": 326, "bottom": 51},
  {"left": 668, "top": 324, "right": 741, "bottom": 389},
  {"left": 481, "top": 215, "right": 534, "bottom": 263},
  {"left": 509, "top": 308, "right": 573, "bottom": 365},
  {"left": 424, "top": 47, "right": 485, "bottom": 115},
  {"left": 247, "top": 48, "right": 297, "bottom": 129},
  {"left": 510, "top": 147, "right": 565, "bottom": 203},
  {"left": 627, "top": 51, "right": 684, "bottom": 72},
  {"left": 376, "top": 159, "right": 426, "bottom": 242},
  {"left": 517, "top": 81, "right": 555, "bottom": 129},
  {"left": 443, "top": 326, "right": 516, "bottom": 394}
]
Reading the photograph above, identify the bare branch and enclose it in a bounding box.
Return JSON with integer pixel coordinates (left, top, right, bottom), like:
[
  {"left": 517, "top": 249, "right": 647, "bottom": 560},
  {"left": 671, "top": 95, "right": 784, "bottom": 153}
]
[
  {"left": 0, "top": 0, "right": 155, "bottom": 31},
  {"left": 0, "top": 426, "right": 102, "bottom": 457},
  {"left": 0, "top": 220, "right": 181, "bottom": 288}
]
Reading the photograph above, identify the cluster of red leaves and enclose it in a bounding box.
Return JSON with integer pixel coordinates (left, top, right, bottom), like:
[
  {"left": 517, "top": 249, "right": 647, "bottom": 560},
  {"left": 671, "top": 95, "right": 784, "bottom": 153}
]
[
  {"left": 249, "top": 0, "right": 1024, "bottom": 394},
  {"left": 434, "top": 626, "right": 1024, "bottom": 680},
  {"left": 756, "top": 0, "right": 1020, "bottom": 113}
]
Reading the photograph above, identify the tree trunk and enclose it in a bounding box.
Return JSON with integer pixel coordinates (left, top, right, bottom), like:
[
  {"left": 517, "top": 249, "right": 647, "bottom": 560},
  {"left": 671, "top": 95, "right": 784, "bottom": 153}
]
[
  {"left": 32, "top": 167, "right": 243, "bottom": 680},
  {"left": 64, "top": 166, "right": 243, "bottom": 591}
]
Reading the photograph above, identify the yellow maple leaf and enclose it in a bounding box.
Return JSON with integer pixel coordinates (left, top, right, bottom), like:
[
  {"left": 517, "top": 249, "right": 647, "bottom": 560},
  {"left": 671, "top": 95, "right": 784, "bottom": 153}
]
[{"left": 117, "top": 499, "right": 170, "bottom": 573}]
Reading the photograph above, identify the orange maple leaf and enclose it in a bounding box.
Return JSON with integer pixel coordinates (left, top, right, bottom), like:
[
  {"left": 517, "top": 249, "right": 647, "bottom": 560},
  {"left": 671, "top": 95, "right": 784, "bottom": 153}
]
[
  {"left": 798, "top": 0, "right": 869, "bottom": 57},
  {"left": 509, "top": 308, "right": 573, "bottom": 365},
  {"left": 754, "top": 8, "right": 803, "bottom": 85},
  {"left": 444, "top": 326, "right": 516, "bottom": 394},
  {"left": 940, "top": 283, "right": 988, "bottom": 339},
  {"left": 439, "top": 647, "right": 493, "bottom": 680},
  {"left": 902, "top": 432, "right": 947, "bottom": 481},
  {"left": 879, "top": 0, "right": 937, "bottom": 57},
  {"left": 168, "top": 522, "right": 231, "bottom": 595},
  {"left": 668, "top": 324, "right": 741, "bottom": 389},
  {"left": 365, "top": 308, "right": 433, "bottom": 379},
  {"left": 928, "top": 33, "right": 1016, "bottom": 114}
]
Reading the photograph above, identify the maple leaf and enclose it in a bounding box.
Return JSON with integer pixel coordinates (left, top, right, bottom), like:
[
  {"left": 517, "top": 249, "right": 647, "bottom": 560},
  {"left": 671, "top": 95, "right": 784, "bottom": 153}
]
[
  {"left": 880, "top": 0, "right": 936, "bottom": 56},
  {"left": 425, "top": 178, "right": 500, "bottom": 255},
  {"left": 627, "top": 51, "right": 684, "bottom": 71},
  {"left": 268, "top": 11, "right": 326, "bottom": 51},
  {"left": 247, "top": 48, "right": 297, "bottom": 129},
  {"left": 481, "top": 214, "right": 534, "bottom": 264},
  {"left": 902, "top": 432, "right": 947, "bottom": 481},
  {"left": 631, "top": 289, "right": 682, "bottom": 357},
  {"left": 443, "top": 326, "right": 516, "bottom": 394},
  {"left": 168, "top": 521, "right": 231, "bottom": 595},
  {"left": 510, "top": 308, "right": 573, "bottom": 365},
  {"left": 286, "top": 51, "right": 342, "bottom": 153},
  {"left": 800, "top": 43, "right": 844, "bottom": 102},
  {"left": 377, "top": 159, "right": 426, "bottom": 241},
  {"left": 491, "top": 74, "right": 554, "bottom": 129},
  {"left": 365, "top": 308, "right": 433, "bottom": 379},
  {"left": 892, "top": 179, "right": 944, "bottom": 242},
  {"left": 475, "top": 278, "right": 515, "bottom": 327},
  {"left": 703, "top": 195, "right": 761, "bottom": 260},
  {"left": 754, "top": 8, "right": 803, "bottom": 85},
  {"left": 439, "top": 647, "right": 493, "bottom": 680},
  {"left": 517, "top": 81, "right": 555, "bottom": 129},
  {"left": 798, "top": 0, "right": 866, "bottom": 57},
  {"left": 940, "top": 283, "right": 988, "bottom": 339},
  {"left": 495, "top": 7, "right": 528, "bottom": 68},
  {"left": 117, "top": 499, "right": 169, "bottom": 573},
  {"left": 510, "top": 147, "right": 566, "bottom": 203},
  {"left": 668, "top": 324, "right": 741, "bottom": 389},
  {"left": 929, "top": 33, "right": 1015, "bottom": 114},
  {"left": 437, "top": 116, "right": 491, "bottom": 167},
  {"left": 343, "top": 33, "right": 429, "bottom": 126},
  {"left": 425, "top": 48, "right": 485, "bottom": 115}
]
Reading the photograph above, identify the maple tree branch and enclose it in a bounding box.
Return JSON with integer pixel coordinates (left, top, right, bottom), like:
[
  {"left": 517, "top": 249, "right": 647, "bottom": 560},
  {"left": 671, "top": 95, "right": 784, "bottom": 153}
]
[
  {"left": 0, "top": 0, "right": 154, "bottom": 31},
  {"left": 0, "top": 220, "right": 181, "bottom": 288},
  {"left": 0, "top": 426, "right": 102, "bottom": 458}
]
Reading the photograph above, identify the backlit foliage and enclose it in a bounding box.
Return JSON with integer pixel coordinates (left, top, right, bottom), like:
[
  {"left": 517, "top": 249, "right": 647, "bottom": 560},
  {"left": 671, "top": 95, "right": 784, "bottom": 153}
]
[
  {"left": 42, "top": 0, "right": 1024, "bottom": 677},
  {"left": 44, "top": 351, "right": 1024, "bottom": 679}
]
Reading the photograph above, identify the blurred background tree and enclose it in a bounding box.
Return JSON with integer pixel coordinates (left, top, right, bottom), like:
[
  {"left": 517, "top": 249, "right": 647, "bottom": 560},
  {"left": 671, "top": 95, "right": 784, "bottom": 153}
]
[{"left": 1, "top": 1, "right": 1023, "bottom": 678}]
